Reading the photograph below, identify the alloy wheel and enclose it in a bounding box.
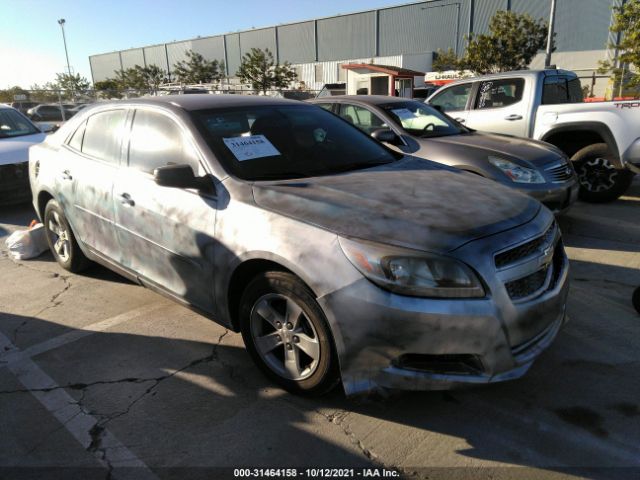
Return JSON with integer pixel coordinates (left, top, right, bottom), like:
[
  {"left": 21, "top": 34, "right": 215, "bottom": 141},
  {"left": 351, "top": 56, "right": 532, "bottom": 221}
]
[
  {"left": 577, "top": 157, "right": 618, "bottom": 193},
  {"left": 249, "top": 293, "right": 320, "bottom": 381},
  {"left": 47, "top": 211, "right": 71, "bottom": 262}
]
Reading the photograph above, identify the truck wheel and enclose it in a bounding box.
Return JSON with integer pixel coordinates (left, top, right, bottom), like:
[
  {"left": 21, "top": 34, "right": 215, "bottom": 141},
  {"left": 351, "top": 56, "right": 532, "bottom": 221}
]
[
  {"left": 239, "top": 271, "right": 340, "bottom": 396},
  {"left": 572, "top": 143, "right": 634, "bottom": 203}
]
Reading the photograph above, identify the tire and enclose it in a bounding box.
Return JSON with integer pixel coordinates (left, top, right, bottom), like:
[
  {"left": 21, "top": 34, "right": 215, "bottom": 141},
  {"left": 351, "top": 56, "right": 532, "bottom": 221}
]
[
  {"left": 572, "top": 143, "right": 635, "bottom": 203},
  {"left": 43, "top": 199, "right": 91, "bottom": 272},
  {"left": 239, "top": 271, "right": 339, "bottom": 396},
  {"left": 633, "top": 287, "right": 640, "bottom": 315}
]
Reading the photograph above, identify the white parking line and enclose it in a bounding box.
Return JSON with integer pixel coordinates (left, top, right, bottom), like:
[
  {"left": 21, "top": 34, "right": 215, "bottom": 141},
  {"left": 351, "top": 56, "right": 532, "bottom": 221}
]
[
  {"left": 0, "top": 303, "right": 166, "bottom": 367},
  {"left": 0, "top": 329, "right": 159, "bottom": 480}
]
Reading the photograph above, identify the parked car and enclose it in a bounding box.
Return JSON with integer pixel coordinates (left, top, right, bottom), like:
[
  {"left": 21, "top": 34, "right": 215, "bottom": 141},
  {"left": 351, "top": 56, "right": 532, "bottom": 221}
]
[
  {"left": 30, "top": 95, "right": 569, "bottom": 396},
  {"left": 310, "top": 96, "right": 578, "bottom": 214},
  {"left": 26, "top": 104, "right": 75, "bottom": 123},
  {"left": 426, "top": 69, "right": 640, "bottom": 202},
  {"left": 0, "top": 105, "right": 46, "bottom": 204}
]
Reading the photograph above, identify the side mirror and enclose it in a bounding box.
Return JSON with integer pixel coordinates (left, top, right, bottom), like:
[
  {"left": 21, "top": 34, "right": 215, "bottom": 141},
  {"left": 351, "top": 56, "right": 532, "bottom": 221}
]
[
  {"left": 371, "top": 129, "right": 400, "bottom": 145},
  {"left": 154, "top": 164, "right": 212, "bottom": 192}
]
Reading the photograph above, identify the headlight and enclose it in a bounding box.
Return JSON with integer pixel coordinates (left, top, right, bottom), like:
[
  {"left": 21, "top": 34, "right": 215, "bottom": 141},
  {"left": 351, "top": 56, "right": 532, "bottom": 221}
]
[
  {"left": 339, "top": 237, "right": 485, "bottom": 298},
  {"left": 489, "top": 156, "right": 545, "bottom": 184}
]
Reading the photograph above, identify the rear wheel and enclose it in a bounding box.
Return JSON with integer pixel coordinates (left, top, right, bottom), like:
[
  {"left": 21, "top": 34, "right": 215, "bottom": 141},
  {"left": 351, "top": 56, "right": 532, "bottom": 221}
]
[
  {"left": 572, "top": 143, "right": 634, "bottom": 203},
  {"left": 239, "top": 271, "right": 339, "bottom": 396},
  {"left": 44, "top": 200, "right": 90, "bottom": 272}
]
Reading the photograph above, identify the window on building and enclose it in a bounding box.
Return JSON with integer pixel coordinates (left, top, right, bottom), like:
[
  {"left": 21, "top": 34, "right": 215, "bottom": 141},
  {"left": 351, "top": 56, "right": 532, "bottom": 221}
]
[
  {"left": 128, "top": 109, "right": 201, "bottom": 175},
  {"left": 429, "top": 83, "right": 472, "bottom": 112},
  {"left": 81, "top": 110, "right": 127, "bottom": 163},
  {"left": 475, "top": 78, "right": 525, "bottom": 109}
]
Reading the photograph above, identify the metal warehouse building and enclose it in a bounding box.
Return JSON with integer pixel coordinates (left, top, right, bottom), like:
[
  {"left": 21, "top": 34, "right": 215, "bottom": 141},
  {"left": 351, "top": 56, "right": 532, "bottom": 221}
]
[{"left": 89, "top": 0, "right": 618, "bottom": 91}]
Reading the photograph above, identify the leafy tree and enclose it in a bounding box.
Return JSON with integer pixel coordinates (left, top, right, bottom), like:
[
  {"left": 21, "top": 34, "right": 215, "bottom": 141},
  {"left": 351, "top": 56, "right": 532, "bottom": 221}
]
[
  {"left": 455, "top": 11, "right": 551, "bottom": 74},
  {"left": 0, "top": 86, "right": 29, "bottom": 103},
  {"left": 173, "top": 50, "right": 225, "bottom": 85},
  {"left": 94, "top": 79, "right": 122, "bottom": 99},
  {"left": 598, "top": 0, "right": 640, "bottom": 95},
  {"left": 432, "top": 48, "right": 462, "bottom": 72},
  {"left": 54, "top": 73, "right": 90, "bottom": 94},
  {"left": 237, "top": 48, "right": 297, "bottom": 94}
]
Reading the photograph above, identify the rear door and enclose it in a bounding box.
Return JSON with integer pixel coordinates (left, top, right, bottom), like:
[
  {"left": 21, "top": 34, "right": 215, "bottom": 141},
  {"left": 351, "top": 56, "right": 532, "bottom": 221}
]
[
  {"left": 464, "top": 77, "right": 528, "bottom": 136},
  {"left": 56, "top": 109, "right": 126, "bottom": 261},
  {"left": 113, "top": 107, "right": 218, "bottom": 311}
]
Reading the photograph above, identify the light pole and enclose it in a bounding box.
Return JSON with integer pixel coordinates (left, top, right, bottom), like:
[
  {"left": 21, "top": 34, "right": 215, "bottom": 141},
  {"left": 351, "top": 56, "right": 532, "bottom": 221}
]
[
  {"left": 57, "top": 19, "right": 72, "bottom": 77},
  {"left": 544, "top": 0, "right": 557, "bottom": 68}
]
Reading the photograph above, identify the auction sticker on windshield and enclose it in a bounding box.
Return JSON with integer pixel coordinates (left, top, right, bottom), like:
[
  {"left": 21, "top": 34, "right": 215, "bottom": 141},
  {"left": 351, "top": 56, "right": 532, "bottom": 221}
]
[
  {"left": 391, "top": 108, "right": 417, "bottom": 120},
  {"left": 223, "top": 135, "right": 280, "bottom": 161}
]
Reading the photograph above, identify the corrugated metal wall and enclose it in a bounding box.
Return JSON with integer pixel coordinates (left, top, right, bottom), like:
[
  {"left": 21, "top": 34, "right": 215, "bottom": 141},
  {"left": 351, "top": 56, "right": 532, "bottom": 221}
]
[
  {"left": 239, "top": 28, "right": 277, "bottom": 58},
  {"left": 167, "top": 40, "right": 193, "bottom": 72},
  {"left": 90, "top": 53, "right": 121, "bottom": 82},
  {"left": 277, "top": 22, "right": 315, "bottom": 64},
  {"left": 317, "top": 12, "right": 376, "bottom": 61},
  {"left": 225, "top": 33, "right": 242, "bottom": 76},
  {"left": 143, "top": 45, "right": 169, "bottom": 73},
  {"left": 120, "top": 48, "right": 145, "bottom": 70},
  {"left": 89, "top": 0, "right": 617, "bottom": 83}
]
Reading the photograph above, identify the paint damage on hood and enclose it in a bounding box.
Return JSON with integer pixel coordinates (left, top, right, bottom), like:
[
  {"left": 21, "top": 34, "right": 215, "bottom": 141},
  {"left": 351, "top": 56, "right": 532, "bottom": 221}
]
[
  {"left": 0, "top": 133, "right": 46, "bottom": 166},
  {"left": 252, "top": 157, "right": 540, "bottom": 252},
  {"left": 424, "top": 132, "right": 564, "bottom": 168}
]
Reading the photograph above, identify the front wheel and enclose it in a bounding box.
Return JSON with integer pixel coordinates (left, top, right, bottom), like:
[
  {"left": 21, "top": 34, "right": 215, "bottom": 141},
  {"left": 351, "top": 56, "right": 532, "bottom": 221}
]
[
  {"left": 572, "top": 143, "right": 634, "bottom": 203},
  {"left": 239, "top": 271, "right": 339, "bottom": 396},
  {"left": 44, "top": 200, "right": 91, "bottom": 272}
]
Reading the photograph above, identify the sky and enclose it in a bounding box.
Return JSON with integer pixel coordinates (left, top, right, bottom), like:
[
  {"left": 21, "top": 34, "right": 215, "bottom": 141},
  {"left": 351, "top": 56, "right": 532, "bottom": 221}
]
[{"left": 0, "top": 0, "right": 410, "bottom": 89}]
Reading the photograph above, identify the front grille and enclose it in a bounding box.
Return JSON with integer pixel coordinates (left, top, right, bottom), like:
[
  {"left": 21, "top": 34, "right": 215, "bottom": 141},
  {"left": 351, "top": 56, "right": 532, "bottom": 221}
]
[
  {"left": 495, "top": 222, "right": 556, "bottom": 269},
  {"left": 545, "top": 161, "right": 574, "bottom": 183},
  {"left": 505, "top": 266, "right": 550, "bottom": 299},
  {"left": 393, "top": 354, "right": 484, "bottom": 376}
]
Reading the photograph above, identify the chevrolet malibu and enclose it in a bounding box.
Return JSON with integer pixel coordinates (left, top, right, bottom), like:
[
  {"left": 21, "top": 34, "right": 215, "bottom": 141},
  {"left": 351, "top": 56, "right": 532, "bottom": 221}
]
[
  {"left": 29, "top": 96, "right": 569, "bottom": 396},
  {"left": 310, "top": 96, "right": 579, "bottom": 214}
]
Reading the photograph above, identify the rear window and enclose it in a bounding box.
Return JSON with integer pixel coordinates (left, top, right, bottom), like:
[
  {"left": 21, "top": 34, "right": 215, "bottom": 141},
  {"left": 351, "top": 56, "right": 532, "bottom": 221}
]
[
  {"left": 81, "top": 110, "right": 127, "bottom": 163},
  {"left": 192, "top": 104, "right": 397, "bottom": 181},
  {"left": 0, "top": 109, "right": 39, "bottom": 138},
  {"left": 542, "top": 75, "right": 584, "bottom": 105}
]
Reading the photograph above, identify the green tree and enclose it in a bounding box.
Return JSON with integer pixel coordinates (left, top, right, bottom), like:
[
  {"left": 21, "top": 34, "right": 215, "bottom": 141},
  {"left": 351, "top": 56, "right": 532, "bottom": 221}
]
[
  {"left": 54, "top": 73, "right": 91, "bottom": 94},
  {"left": 173, "top": 50, "right": 225, "bottom": 85},
  {"left": 94, "top": 79, "right": 122, "bottom": 98},
  {"left": 432, "top": 48, "right": 462, "bottom": 72},
  {"left": 236, "top": 48, "right": 297, "bottom": 94},
  {"left": 461, "top": 10, "right": 551, "bottom": 74},
  {"left": 599, "top": 0, "right": 640, "bottom": 95},
  {"left": 0, "top": 86, "right": 29, "bottom": 103}
]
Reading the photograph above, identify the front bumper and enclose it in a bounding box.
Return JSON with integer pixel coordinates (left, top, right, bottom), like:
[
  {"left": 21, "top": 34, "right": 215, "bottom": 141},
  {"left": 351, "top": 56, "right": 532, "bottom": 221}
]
[
  {"left": 514, "top": 179, "right": 579, "bottom": 215},
  {"left": 0, "top": 162, "right": 31, "bottom": 206},
  {"left": 318, "top": 212, "right": 569, "bottom": 396}
]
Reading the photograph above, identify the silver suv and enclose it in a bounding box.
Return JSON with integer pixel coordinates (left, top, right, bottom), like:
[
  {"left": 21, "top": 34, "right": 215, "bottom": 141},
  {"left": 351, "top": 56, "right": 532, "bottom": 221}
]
[{"left": 29, "top": 96, "right": 569, "bottom": 396}]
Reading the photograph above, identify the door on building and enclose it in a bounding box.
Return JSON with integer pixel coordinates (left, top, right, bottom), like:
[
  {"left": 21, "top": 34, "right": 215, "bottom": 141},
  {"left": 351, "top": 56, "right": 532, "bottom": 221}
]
[{"left": 395, "top": 78, "right": 413, "bottom": 98}]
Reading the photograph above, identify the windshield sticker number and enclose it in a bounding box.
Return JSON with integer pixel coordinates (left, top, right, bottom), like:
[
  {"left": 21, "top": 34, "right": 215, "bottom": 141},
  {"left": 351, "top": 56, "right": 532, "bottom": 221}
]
[
  {"left": 223, "top": 135, "right": 281, "bottom": 161},
  {"left": 391, "top": 108, "right": 417, "bottom": 120}
]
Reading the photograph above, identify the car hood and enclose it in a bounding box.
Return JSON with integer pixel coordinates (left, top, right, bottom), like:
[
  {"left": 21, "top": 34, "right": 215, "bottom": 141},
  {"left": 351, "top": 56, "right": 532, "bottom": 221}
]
[
  {"left": 252, "top": 157, "right": 540, "bottom": 252},
  {"left": 423, "top": 132, "right": 563, "bottom": 168},
  {"left": 0, "top": 133, "right": 46, "bottom": 166}
]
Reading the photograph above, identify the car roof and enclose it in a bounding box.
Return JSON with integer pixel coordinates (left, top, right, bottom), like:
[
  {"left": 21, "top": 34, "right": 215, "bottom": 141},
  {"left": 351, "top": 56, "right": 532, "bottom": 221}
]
[
  {"left": 442, "top": 69, "right": 577, "bottom": 86},
  {"left": 107, "top": 94, "right": 304, "bottom": 111},
  {"left": 309, "top": 95, "right": 414, "bottom": 106}
]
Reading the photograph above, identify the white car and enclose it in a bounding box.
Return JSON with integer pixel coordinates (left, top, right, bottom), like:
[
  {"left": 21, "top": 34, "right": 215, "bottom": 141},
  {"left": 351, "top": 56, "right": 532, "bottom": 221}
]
[{"left": 0, "top": 105, "right": 46, "bottom": 205}]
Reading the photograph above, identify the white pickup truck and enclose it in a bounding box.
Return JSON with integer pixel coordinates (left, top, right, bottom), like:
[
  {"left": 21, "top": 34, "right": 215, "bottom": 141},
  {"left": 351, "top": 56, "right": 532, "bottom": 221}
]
[{"left": 427, "top": 69, "right": 640, "bottom": 202}]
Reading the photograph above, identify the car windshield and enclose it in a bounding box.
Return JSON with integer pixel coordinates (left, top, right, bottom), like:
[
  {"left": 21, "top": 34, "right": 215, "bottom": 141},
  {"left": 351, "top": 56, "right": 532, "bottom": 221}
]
[
  {"left": 192, "top": 104, "right": 399, "bottom": 181},
  {"left": 379, "top": 101, "right": 467, "bottom": 138},
  {"left": 0, "top": 109, "right": 40, "bottom": 138}
]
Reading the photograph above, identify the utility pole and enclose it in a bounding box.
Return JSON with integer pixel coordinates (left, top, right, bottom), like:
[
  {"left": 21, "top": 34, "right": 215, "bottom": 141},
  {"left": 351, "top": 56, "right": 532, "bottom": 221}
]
[{"left": 544, "top": 0, "right": 557, "bottom": 68}]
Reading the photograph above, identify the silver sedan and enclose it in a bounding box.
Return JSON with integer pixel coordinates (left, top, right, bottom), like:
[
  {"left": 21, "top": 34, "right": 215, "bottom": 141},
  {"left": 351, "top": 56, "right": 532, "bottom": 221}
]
[
  {"left": 309, "top": 96, "right": 579, "bottom": 215},
  {"left": 30, "top": 95, "right": 569, "bottom": 396}
]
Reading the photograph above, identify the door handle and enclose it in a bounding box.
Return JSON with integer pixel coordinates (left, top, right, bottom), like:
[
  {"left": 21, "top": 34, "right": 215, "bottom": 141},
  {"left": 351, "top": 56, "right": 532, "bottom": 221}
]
[
  {"left": 120, "top": 193, "right": 135, "bottom": 207},
  {"left": 61, "top": 170, "right": 73, "bottom": 181},
  {"left": 504, "top": 114, "right": 523, "bottom": 121},
  {"left": 455, "top": 117, "right": 466, "bottom": 123}
]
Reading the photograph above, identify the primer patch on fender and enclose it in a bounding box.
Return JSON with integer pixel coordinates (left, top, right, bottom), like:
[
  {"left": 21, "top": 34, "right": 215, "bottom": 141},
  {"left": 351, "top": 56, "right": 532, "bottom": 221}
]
[{"left": 223, "top": 135, "right": 280, "bottom": 161}]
